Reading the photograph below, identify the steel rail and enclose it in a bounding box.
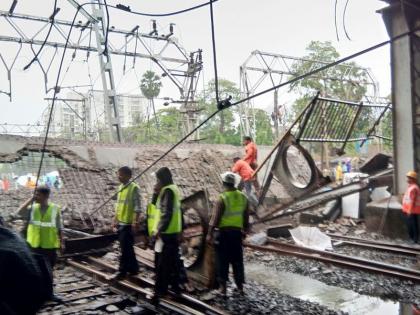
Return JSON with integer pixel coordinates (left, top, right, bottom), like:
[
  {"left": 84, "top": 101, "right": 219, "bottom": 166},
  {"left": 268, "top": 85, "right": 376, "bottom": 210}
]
[
  {"left": 328, "top": 233, "right": 420, "bottom": 255},
  {"left": 332, "top": 239, "right": 420, "bottom": 256},
  {"left": 68, "top": 256, "right": 227, "bottom": 315},
  {"left": 68, "top": 259, "right": 205, "bottom": 315},
  {"left": 245, "top": 238, "right": 420, "bottom": 283}
]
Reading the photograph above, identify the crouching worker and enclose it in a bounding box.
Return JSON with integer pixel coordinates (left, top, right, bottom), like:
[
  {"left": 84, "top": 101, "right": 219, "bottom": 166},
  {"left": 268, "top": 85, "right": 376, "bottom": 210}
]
[
  {"left": 207, "top": 172, "right": 250, "bottom": 297},
  {"left": 17, "top": 185, "right": 64, "bottom": 302},
  {"left": 110, "top": 166, "right": 141, "bottom": 280},
  {"left": 152, "top": 167, "right": 183, "bottom": 301}
]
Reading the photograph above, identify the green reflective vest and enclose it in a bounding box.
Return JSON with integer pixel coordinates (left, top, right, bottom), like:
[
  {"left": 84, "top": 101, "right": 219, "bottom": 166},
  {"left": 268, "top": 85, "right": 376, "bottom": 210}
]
[
  {"left": 116, "top": 182, "right": 139, "bottom": 224},
  {"left": 146, "top": 203, "right": 160, "bottom": 236},
  {"left": 219, "top": 190, "right": 247, "bottom": 229},
  {"left": 27, "top": 203, "right": 60, "bottom": 249},
  {"left": 156, "top": 184, "right": 182, "bottom": 234}
]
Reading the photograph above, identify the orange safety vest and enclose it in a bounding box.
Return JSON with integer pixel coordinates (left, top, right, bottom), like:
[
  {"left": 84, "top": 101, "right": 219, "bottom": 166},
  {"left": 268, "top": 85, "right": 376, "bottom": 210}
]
[{"left": 402, "top": 184, "right": 420, "bottom": 214}]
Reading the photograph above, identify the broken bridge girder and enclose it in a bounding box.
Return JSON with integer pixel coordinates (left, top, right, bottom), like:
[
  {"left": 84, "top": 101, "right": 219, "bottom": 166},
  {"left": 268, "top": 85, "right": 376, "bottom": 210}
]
[{"left": 255, "top": 94, "right": 392, "bottom": 221}]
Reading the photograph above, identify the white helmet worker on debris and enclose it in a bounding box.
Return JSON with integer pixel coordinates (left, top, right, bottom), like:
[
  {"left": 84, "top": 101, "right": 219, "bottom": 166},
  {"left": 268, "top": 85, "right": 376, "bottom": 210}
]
[
  {"left": 206, "top": 171, "right": 250, "bottom": 297},
  {"left": 220, "top": 171, "right": 241, "bottom": 188},
  {"left": 402, "top": 170, "right": 420, "bottom": 244}
]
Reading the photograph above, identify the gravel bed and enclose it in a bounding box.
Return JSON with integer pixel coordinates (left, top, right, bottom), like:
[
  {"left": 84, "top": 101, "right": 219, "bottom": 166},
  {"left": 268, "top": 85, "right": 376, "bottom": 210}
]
[
  {"left": 245, "top": 250, "right": 420, "bottom": 304},
  {"left": 202, "top": 280, "right": 346, "bottom": 315}
]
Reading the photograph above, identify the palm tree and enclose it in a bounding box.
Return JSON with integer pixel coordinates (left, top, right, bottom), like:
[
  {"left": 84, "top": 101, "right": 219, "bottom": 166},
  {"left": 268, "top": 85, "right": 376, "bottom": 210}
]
[{"left": 140, "top": 71, "right": 162, "bottom": 139}]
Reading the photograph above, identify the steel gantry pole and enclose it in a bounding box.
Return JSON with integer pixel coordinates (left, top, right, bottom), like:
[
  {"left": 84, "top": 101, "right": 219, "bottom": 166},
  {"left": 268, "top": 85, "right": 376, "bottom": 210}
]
[{"left": 90, "top": 0, "right": 122, "bottom": 142}]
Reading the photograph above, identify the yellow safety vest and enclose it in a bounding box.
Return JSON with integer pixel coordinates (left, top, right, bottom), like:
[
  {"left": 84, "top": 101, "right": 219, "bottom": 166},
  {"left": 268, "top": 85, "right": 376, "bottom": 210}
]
[
  {"left": 146, "top": 203, "right": 160, "bottom": 236},
  {"left": 116, "top": 182, "right": 139, "bottom": 224},
  {"left": 27, "top": 203, "right": 60, "bottom": 249},
  {"left": 219, "top": 190, "right": 247, "bottom": 229},
  {"left": 156, "top": 184, "right": 182, "bottom": 234}
]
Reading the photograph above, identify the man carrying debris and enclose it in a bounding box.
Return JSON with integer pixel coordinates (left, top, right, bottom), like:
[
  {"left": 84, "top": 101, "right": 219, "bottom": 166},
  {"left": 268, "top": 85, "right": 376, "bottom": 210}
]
[
  {"left": 402, "top": 171, "right": 420, "bottom": 244},
  {"left": 243, "top": 136, "right": 261, "bottom": 195},
  {"left": 207, "top": 172, "right": 250, "bottom": 297},
  {"left": 17, "top": 185, "right": 64, "bottom": 302},
  {"left": 232, "top": 157, "right": 259, "bottom": 208},
  {"left": 110, "top": 166, "right": 141, "bottom": 279},
  {"left": 152, "top": 167, "right": 183, "bottom": 300}
]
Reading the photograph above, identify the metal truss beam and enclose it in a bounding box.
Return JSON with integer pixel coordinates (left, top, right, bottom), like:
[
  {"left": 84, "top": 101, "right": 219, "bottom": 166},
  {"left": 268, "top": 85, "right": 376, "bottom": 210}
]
[{"left": 0, "top": 4, "right": 202, "bottom": 143}]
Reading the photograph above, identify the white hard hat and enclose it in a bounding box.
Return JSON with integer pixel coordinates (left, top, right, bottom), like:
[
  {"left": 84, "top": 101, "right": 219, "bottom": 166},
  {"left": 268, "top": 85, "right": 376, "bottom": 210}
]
[{"left": 220, "top": 171, "right": 238, "bottom": 186}]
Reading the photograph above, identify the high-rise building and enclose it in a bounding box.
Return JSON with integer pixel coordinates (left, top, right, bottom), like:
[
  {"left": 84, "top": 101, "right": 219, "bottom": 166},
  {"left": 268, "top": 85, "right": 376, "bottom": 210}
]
[{"left": 43, "top": 91, "right": 148, "bottom": 140}]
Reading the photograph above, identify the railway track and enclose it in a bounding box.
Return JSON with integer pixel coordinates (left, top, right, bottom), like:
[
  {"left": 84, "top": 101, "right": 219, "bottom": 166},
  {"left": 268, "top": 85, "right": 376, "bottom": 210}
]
[
  {"left": 327, "top": 233, "right": 420, "bottom": 257},
  {"left": 67, "top": 255, "right": 227, "bottom": 315},
  {"left": 245, "top": 237, "right": 420, "bottom": 283}
]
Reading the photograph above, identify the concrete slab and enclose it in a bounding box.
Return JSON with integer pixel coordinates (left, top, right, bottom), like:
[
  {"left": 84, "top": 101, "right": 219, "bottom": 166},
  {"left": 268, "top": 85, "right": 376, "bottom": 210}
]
[{"left": 364, "top": 196, "right": 419, "bottom": 240}]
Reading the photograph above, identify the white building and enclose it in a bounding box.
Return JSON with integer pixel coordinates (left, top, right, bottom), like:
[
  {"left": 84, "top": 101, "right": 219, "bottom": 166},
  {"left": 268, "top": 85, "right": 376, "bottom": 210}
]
[{"left": 44, "top": 91, "right": 148, "bottom": 140}]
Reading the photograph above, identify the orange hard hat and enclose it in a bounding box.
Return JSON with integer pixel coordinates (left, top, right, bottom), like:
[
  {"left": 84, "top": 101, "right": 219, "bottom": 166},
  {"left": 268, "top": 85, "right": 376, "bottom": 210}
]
[{"left": 406, "top": 171, "right": 417, "bottom": 180}]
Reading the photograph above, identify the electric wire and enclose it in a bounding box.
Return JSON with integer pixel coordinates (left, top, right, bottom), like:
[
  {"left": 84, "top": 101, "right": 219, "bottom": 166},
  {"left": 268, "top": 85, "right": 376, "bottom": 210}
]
[
  {"left": 23, "top": 0, "right": 58, "bottom": 71},
  {"left": 209, "top": 0, "right": 220, "bottom": 102},
  {"left": 334, "top": 0, "right": 340, "bottom": 41},
  {"left": 103, "top": 0, "right": 110, "bottom": 57},
  {"left": 32, "top": 10, "right": 80, "bottom": 195},
  {"left": 343, "top": 0, "right": 352, "bottom": 40}
]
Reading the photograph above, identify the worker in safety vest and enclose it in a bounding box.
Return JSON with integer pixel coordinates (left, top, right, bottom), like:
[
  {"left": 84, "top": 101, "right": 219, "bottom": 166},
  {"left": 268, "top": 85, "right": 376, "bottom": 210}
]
[
  {"left": 109, "top": 166, "right": 141, "bottom": 280},
  {"left": 17, "top": 185, "right": 64, "bottom": 302},
  {"left": 152, "top": 167, "right": 183, "bottom": 301},
  {"left": 207, "top": 171, "right": 250, "bottom": 297},
  {"left": 402, "top": 170, "right": 420, "bottom": 243}
]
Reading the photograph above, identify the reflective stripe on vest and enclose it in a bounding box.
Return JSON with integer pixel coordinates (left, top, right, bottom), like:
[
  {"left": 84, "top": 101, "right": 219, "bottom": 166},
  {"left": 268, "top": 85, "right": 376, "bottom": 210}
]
[
  {"left": 27, "top": 203, "right": 60, "bottom": 249},
  {"left": 156, "top": 184, "right": 182, "bottom": 234},
  {"left": 402, "top": 184, "right": 420, "bottom": 214},
  {"left": 116, "top": 182, "right": 139, "bottom": 224},
  {"left": 147, "top": 203, "right": 160, "bottom": 236},
  {"left": 219, "top": 190, "right": 247, "bottom": 229}
]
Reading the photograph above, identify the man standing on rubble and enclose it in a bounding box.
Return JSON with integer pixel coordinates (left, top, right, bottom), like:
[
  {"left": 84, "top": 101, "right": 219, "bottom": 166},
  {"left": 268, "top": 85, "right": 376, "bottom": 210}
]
[
  {"left": 110, "top": 166, "right": 141, "bottom": 280},
  {"left": 207, "top": 172, "right": 250, "bottom": 297},
  {"left": 152, "top": 167, "right": 183, "bottom": 301},
  {"left": 243, "top": 136, "right": 261, "bottom": 195},
  {"left": 17, "top": 186, "right": 64, "bottom": 302},
  {"left": 232, "top": 157, "right": 259, "bottom": 208},
  {"left": 402, "top": 171, "right": 420, "bottom": 244}
]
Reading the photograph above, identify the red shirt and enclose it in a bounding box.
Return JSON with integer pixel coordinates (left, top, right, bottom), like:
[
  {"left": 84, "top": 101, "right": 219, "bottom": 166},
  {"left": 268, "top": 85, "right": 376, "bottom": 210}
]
[
  {"left": 402, "top": 183, "right": 420, "bottom": 214},
  {"left": 232, "top": 160, "right": 254, "bottom": 181},
  {"left": 243, "top": 142, "right": 257, "bottom": 165}
]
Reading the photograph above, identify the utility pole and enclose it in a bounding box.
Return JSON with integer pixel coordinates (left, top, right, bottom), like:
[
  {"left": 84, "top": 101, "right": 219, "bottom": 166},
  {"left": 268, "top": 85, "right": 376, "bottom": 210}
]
[{"left": 90, "top": 0, "right": 122, "bottom": 142}]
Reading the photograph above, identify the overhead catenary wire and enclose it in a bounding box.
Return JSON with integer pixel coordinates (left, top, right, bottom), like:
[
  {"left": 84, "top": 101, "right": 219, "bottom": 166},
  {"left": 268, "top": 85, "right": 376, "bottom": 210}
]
[
  {"left": 342, "top": 0, "right": 352, "bottom": 40},
  {"left": 23, "top": 0, "right": 58, "bottom": 71},
  {"left": 334, "top": 0, "right": 340, "bottom": 41},
  {"left": 209, "top": 0, "right": 220, "bottom": 103}
]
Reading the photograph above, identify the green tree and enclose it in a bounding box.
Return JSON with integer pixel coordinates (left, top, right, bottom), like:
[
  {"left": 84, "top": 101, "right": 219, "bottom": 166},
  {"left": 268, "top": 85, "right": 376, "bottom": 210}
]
[
  {"left": 254, "top": 109, "right": 274, "bottom": 145},
  {"left": 199, "top": 79, "right": 241, "bottom": 144},
  {"left": 124, "top": 106, "right": 181, "bottom": 144}
]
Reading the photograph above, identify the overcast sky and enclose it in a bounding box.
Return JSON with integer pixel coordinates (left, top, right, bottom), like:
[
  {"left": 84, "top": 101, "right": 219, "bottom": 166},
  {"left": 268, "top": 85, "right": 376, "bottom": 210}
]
[{"left": 0, "top": 0, "right": 390, "bottom": 125}]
